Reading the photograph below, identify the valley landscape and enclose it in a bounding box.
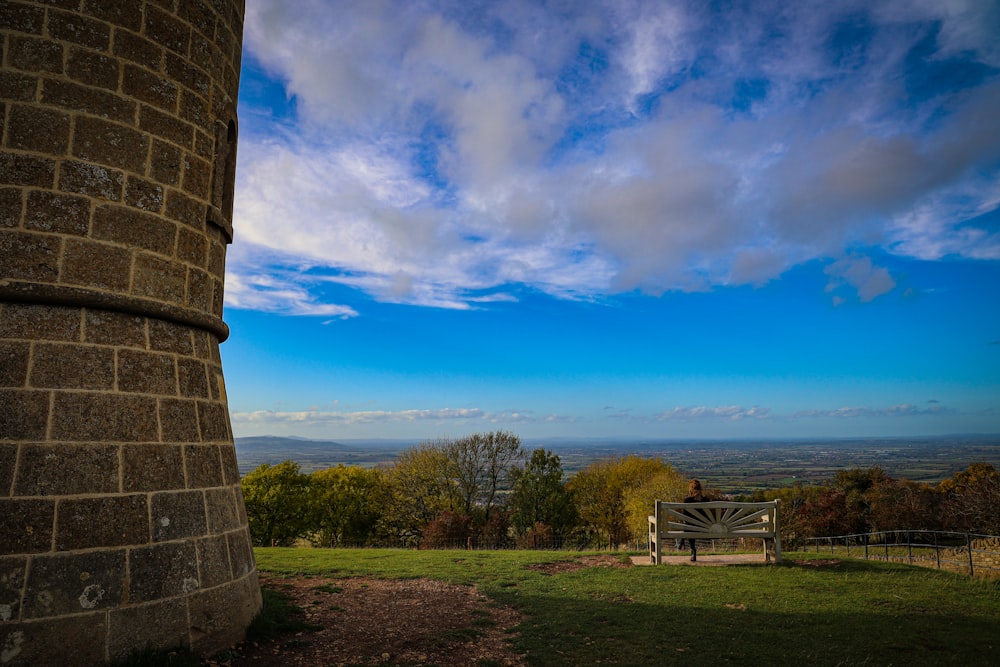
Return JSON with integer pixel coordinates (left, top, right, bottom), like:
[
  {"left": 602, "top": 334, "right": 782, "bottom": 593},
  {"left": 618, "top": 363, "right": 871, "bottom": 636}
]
[{"left": 235, "top": 434, "right": 1000, "bottom": 494}]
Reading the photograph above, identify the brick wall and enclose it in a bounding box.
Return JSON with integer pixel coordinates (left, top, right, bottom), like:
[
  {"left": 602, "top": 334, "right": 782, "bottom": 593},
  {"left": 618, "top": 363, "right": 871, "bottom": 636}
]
[{"left": 0, "top": 2, "right": 260, "bottom": 664}]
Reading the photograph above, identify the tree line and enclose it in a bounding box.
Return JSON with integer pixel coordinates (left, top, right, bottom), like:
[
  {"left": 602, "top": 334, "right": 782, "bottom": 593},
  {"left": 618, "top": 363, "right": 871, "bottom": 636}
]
[{"left": 240, "top": 430, "right": 1000, "bottom": 549}]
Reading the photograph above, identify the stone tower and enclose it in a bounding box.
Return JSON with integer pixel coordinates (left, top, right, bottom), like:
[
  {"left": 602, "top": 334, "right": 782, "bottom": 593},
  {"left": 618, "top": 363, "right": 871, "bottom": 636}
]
[{"left": 0, "top": 1, "right": 260, "bottom": 664}]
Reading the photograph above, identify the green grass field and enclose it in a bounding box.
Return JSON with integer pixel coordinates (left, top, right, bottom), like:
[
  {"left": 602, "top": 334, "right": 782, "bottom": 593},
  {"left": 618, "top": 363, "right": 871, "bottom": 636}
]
[{"left": 255, "top": 548, "right": 1000, "bottom": 666}]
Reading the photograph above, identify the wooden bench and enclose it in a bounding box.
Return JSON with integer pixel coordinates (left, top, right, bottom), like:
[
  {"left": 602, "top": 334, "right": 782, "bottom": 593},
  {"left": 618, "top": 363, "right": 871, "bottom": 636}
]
[{"left": 648, "top": 500, "right": 782, "bottom": 564}]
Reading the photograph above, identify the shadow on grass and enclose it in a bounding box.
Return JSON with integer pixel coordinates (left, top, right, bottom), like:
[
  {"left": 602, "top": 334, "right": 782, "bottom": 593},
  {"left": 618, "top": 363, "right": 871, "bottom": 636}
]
[{"left": 489, "top": 559, "right": 1000, "bottom": 666}]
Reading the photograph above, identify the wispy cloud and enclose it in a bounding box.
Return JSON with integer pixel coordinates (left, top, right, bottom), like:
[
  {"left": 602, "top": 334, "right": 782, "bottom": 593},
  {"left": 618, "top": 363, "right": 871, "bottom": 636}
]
[
  {"left": 230, "top": 406, "right": 574, "bottom": 428},
  {"left": 655, "top": 406, "right": 772, "bottom": 422},
  {"left": 792, "top": 403, "right": 954, "bottom": 419},
  {"left": 233, "top": 0, "right": 1000, "bottom": 315}
]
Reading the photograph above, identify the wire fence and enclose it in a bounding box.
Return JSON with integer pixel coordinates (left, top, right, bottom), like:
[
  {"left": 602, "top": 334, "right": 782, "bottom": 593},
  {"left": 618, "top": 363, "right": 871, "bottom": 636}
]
[{"left": 804, "top": 530, "right": 1000, "bottom": 578}]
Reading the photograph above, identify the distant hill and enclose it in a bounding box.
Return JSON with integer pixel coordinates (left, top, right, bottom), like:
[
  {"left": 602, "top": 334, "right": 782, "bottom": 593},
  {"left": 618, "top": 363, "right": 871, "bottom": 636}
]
[
  {"left": 233, "top": 436, "right": 403, "bottom": 474},
  {"left": 235, "top": 435, "right": 350, "bottom": 453}
]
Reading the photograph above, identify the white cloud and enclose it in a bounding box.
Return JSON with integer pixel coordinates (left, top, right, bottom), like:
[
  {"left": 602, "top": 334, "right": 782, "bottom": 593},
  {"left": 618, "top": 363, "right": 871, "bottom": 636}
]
[
  {"left": 230, "top": 406, "right": 573, "bottom": 428},
  {"left": 231, "top": 0, "right": 1000, "bottom": 314},
  {"left": 656, "top": 406, "right": 772, "bottom": 422},
  {"left": 824, "top": 254, "right": 896, "bottom": 303},
  {"left": 792, "top": 403, "right": 953, "bottom": 418}
]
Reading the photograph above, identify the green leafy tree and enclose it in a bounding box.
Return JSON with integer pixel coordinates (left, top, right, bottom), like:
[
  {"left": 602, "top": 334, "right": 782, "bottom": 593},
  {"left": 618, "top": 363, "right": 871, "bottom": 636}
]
[
  {"left": 509, "top": 448, "right": 577, "bottom": 546},
  {"left": 381, "top": 442, "right": 460, "bottom": 543},
  {"left": 568, "top": 455, "right": 674, "bottom": 549},
  {"left": 623, "top": 465, "right": 688, "bottom": 543},
  {"left": 242, "top": 460, "right": 312, "bottom": 547},
  {"left": 308, "top": 465, "right": 390, "bottom": 547}
]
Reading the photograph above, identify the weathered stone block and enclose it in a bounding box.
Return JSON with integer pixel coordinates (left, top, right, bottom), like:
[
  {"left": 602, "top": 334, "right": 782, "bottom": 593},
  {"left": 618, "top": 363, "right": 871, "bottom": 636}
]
[
  {"left": 67, "top": 46, "right": 120, "bottom": 91},
  {"left": 182, "top": 153, "right": 211, "bottom": 199},
  {"left": 177, "top": 226, "right": 208, "bottom": 265},
  {"left": 159, "top": 398, "right": 200, "bottom": 442},
  {"left": 122, "top": 444, "right": 185, "bottom": 492},
  {"left": 0, "top": 153, "right": 55, "bottom": 188},
  {"left": 0, "top": 71, "right": 38, "bottom": 103},
  {"left": 83, "top": 308, "right": 147, "bottom": 348},
  {"left": 6, "top": 104, "right": 70, "bottom": 155},
  {"left": 0, "top": 499, "right": 54, "bottom": 556},
  {"left": 150, "top": 139, "right": 183, "bottom": 186},
  {"left": 0, "top": 444, "right": 16, "bottom": 496},
  {"left": 188, "top": 573, "right": 260, "bottom": 655},
  {"left": 219, "top": 445, "right": 240, "bottom": 485},
  {"left": 197, "top": 401, "right": 231, "bottom": 442},
  {"left": 51, "top": 392, "right": 159, "bottom": 442},
  {"left": 0, "top": 390, "right": 50, "bottom": 441},
  {"left": 0, "top": 230, "right": 61, "bottom": 283},
  {"left": 93, "top": 204, "right": 176, "bottom": 255},
  {"left": 179, "top": 89, "right": 210, "bottom": 129},
  {"left": 29, "top": 342, "right": 115, "bottom": 390},
  {"left": 194, "top": 127, "right": 214, "bottom": 160},
  {"left": 23, "top": 549, "right": 125, "bottom": 618},
  {"left": 123, "top": 64, "right": 179, "bottom": 112},
  {"left": 179, "top": 1, "right": 219, "bottom": 41},
  {"left": 166, "top": 52, "right": 211, "bottom": 98},
  {"left": 144, "top": 6, "right": 192, "bottom": 55},
  {"left": 140, "top": 104, "right": 194, "bottom": 149},
  {"left": 47, "top": 9, "right": 112, "bottom": 50},
  {"left": 186, "top": 267, "right": 215, "bottom": 311},
  {"left": 195, "top": 534, "right": 231, "bottom": 588},
  {"left": 56, "top": 495, "right": 149, "bottom": 550},
  {"left": 108, "top": 598, "right": 189, "bottom": 663},
  {"left": 151, "top": 490, "right": 207, "bottom": 542},
  {"left": 0, "top": 612, "right": 108, "bottom": 666},
  {"left": 0, "top": 188, "right": 23, "bottom": 227},
  {"left": 185, "top": 445, "right": 223, "bottom": 488},
  {"left": 0, "top": 555, "right": 26, "bottom": 622},
  {"left": 24, "top": 191, "right": 90, "bottom": 236},
  {"left": 58, "top": 159, "right": 124, "bottom": 201},
  {"left": 112, "top": 28, "right": 164, "bottom": 70},
  {"left": 0, "top": 341, "right": 29, "bottom": 388},
  {"left": 61, "top": 237, "right": 131, "bottom": 290},
  {"left": 14, "top": 443, "right": 119, "bottom": 496},
  {"left": 226, "top": 528, "right": 254, "bottom": 578},
  {"left": 7, "top": 35, "right": 64, "bottom": 74},
  {"left": 204, "top": 487, "right": 240, "bottom": 534},
  {"left": 0, "top": 2, "right": 45, "bottom": 35},
  {"left": 125, "top": 175, "right": 166, "bottom": 212},
  {"left": 164, "top": 189, "right": 205, "bottom": 228},
  {"left": 128, "top": 541, "right": 199, "bottom": 603},
  {"left": 42, "top": 79, "right": 136, "bottom": 124},
  {"left": 117, "top": 348, "right": 178, "bottom": 396},
  {"left": 133, "top": 253, "right": 187, "bottom": 304},
  {"left": 148, "top": 319, "right": 194, "bottom": 355},
  {"left": 176, "top": 358, "right": 210, "bottom": 399},
  {"left": 0, "top": 304, "right": 81, "bottom": 341},
  {"left": 84, "top": 0, "right": 143, "bottom": 32},
  {"left": 72, "top": 115, "right": 151, "bottom": 173}
]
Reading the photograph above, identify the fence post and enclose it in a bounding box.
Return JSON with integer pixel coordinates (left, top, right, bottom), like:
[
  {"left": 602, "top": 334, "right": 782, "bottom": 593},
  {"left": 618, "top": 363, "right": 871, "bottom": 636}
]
[
  {"left": 934, "top": 532, "right": 940, "bottom": 570},
  {"left": 966, "top": 533, "right": 975, "bottom": 577},
  {"left": 864, "top": 533, "right": 869, "bottom": 561}
]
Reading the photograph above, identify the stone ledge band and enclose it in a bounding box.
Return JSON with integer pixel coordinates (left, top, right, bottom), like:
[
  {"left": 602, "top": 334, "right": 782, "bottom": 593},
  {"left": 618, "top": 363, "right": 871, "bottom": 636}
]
[{"left": 0, "top": 281, "right": 230, "bottom": 342}]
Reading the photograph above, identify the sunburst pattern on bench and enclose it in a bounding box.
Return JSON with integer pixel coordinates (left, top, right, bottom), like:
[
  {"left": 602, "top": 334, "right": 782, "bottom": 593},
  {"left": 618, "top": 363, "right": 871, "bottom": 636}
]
[{"left": 649, "top": 500, "right": 782, "bottom": 564}]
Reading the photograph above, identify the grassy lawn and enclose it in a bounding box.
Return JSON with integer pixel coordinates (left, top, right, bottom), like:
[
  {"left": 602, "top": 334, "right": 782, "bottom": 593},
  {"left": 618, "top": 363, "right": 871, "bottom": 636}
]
[{"left": 255, "top": 548, "right": 1000, "bottom": 666}]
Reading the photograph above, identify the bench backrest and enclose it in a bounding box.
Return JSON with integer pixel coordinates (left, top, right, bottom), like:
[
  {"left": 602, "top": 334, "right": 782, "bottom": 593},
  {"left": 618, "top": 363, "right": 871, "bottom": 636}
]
[{"left": 649, "top": 500, "right": 782, "bottom": 563}]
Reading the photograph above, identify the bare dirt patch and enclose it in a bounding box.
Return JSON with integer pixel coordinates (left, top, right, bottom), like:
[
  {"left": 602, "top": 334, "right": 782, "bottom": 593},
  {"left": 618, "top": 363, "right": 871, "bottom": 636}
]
[
  {"left": 524, "top": 554, "right": 634, "bottom": 575},
  {"left": 214, "top": 574, "right": 524, "bottom": 667}
]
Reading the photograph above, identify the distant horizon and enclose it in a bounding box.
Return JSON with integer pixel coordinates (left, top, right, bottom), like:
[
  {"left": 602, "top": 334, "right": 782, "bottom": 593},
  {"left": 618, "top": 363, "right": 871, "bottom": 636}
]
[{"left": 235, "top": 432, "right": 1000, "bottom": 446}]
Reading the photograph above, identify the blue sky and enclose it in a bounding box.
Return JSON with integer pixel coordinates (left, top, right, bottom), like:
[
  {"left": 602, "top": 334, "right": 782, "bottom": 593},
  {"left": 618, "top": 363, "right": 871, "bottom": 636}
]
[{"left": 222, "top": 0, "right": 1000, "bottom": 441}]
